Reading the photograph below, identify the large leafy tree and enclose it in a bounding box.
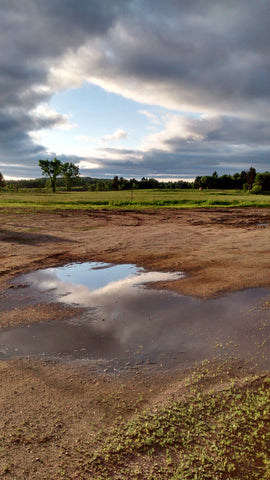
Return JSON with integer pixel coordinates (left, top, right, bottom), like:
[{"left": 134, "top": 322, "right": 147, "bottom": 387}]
[
  {"left": 61, "top": 162, "right": 79, "bottom": 191},
  {"left": 38, "top": 158, "right": 62, "bottom": 192}
]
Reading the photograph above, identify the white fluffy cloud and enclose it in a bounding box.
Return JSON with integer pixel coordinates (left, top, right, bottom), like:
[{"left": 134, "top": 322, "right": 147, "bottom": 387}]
[
  {"left": 31, "top": 104, "right": 77, "bottom": 130},
  {"left": 101, "top": 129, "right": 128, "bottom": 142}
]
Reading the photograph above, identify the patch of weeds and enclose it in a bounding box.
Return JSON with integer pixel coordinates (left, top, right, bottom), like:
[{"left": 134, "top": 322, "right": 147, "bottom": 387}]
[
  {"left": 1, "top": 463, "right": 11, "bottom": 475},
  {"left": 85, "top": 375, "right": 270, "bottom": 479}
]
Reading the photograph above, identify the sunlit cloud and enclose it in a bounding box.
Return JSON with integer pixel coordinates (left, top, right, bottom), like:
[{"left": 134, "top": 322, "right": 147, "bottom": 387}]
[
  {"left": 138, "top": 110, "right": 162, "bottom": 125},
  {"left": 31, "top": 104, "right": 77, "bottom": 130},
  {"left": 79, "top": 160, "right": 102, "bottom": 170},
  {"left": 101, "top": 128, "right": 128, "bottom": 142}
]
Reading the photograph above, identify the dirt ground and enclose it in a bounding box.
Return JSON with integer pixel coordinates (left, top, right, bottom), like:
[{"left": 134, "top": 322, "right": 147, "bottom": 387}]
[
  {"left": 0, "top": 207, "right": 270, "bottom": 479},
  {"left": 1, "top": 207, "right": 270, "bottom": 297}
]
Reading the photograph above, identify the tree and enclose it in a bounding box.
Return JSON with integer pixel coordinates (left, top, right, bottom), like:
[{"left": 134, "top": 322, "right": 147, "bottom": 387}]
[
  {"left": 111, "top": 176, "right": 120, "bottom": 190},
  {"left": 194, "top": 176, "right": 202, "bottom": 189},
  {"left": 0, "top": 172, "right": 5, "bottom": 189},
  {"left": 246, "top": 167, "right": 256, "bottom": 191},
  {"left": 252, "top": 172, "right": 270, "bottom": 192},
  {"left": 211, "top": 171, "right": 219, "bottom": 188},
  {"left": 39, "top": 158, "right": 62, "bottom": 192},
  {"left": 61, "top": 162, "right": 79, "bottom": 191},
  {"left": 200, "top": 175, "right": 212, "bottom": 189}
]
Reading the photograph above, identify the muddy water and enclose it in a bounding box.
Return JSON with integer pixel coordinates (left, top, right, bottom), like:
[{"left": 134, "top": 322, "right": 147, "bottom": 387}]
[{"left": 0, "top": 263, "right": 269, "bottom": 371}]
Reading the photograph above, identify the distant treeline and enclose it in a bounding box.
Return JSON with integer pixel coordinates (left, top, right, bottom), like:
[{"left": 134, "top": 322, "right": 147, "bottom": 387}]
[
  {"left": 0, "top": 175, "right": 193, "bottom": 191},
  {"left": 194, "top": 168, "right": 270, "bottom": 192},
  {"left": 1, "top": 167, "right": 270, "bottom": 193}
]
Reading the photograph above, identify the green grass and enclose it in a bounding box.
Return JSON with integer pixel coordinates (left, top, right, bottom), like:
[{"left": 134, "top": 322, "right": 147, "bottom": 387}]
[
  {"left": 1, "top": 189, "right": 270, "bottom": 210},
  {"left": 80, "top": 368, "right": 270, "bottom": 480}
]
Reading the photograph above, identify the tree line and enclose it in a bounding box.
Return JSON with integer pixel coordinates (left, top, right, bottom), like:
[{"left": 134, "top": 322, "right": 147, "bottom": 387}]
[
  {"left": 0, "top": 162, "right": 270, "bottom": 193},
  {"left": 89, "top": 168, "right": 270, "bottom": 193},
  {"left": 194, "top": 167, "right": 270, "bottom": 192}
]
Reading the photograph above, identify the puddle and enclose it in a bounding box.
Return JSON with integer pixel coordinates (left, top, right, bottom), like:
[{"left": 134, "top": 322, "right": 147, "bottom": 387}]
[
  {"left": 0, "top": 263, "right": 269, "bottom": 371},
  {"left": 15, "top": 262, "right": 184, "bottom": 307}
]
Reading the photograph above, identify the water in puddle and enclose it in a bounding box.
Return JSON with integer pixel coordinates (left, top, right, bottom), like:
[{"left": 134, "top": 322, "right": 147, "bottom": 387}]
[
  {"left": 0, "top": 263, "right": 269, "bottom": 371},
  {"left": 19, "top": 262, "right": 184, "bottom": 307}
]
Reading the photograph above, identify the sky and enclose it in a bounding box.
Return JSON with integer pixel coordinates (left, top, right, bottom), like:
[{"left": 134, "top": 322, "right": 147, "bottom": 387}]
[{"left": 1, "top": 0, "right": 270, "bottom": 181}]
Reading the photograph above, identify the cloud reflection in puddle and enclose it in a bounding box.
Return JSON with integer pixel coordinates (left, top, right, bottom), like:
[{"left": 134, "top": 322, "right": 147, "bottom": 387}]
[
  {"left": 2, "top": 263, "right": 269, "bottom": 370},
  {"left": 24, "top": 262, "right": 185, "bottom": 307}
]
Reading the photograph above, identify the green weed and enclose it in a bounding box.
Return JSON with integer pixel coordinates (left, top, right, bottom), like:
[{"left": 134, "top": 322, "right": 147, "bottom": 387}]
[{"left": 85, "top": 375, "right": 270, "bottom": 479}]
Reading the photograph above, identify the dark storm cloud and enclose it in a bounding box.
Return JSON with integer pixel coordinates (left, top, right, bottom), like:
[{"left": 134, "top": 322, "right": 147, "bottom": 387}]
[
  {"left": 0, "top": 0, "right": 125, "bottom": 107},
  {"left": 105, "top": 0, "right": 270, "bottom": 112},
  {"left": 1, "top": 0, "right": 270, "bottom": 178}
]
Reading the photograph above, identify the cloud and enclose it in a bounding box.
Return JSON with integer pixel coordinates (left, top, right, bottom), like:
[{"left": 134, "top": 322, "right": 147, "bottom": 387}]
[
  {"left": 138, "top": 110, "right": 162, "bottom": 125},
  {"left": 74, "top": 111, "right": 270, "bottom": 178},
  {"left": 49, "top": 1, "right": 270, "bottom": 117},
  {"left": 1, "top": 0, "right": 270, "bottom": 178},
  {"left": 31, "top": 104, "right": 77, "bottom": 131},
  {"left": 141, "top": 113, "right": 270, "bottom": 153},
  {"left": 101, "top": 129, "right": 128, "bottom": 142}
]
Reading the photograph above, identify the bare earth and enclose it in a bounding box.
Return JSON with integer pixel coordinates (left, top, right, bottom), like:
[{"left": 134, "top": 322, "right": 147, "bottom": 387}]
[
  {"left": 0, "top": 207, "right": 270, "bottom": 479},
  {"left": 1, "top": 207, "right": 270, "bottom": 297}
]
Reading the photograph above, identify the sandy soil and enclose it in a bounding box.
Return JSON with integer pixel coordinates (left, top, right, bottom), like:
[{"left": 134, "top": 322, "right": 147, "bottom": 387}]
[{"left": 0, "top": 207, "right": 270, "bottom": 479}]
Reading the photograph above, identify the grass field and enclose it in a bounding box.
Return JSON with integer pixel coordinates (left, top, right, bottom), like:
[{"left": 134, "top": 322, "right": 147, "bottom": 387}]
[{"left": 0, "top": 189, "right": 270, "bottom": 209}]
